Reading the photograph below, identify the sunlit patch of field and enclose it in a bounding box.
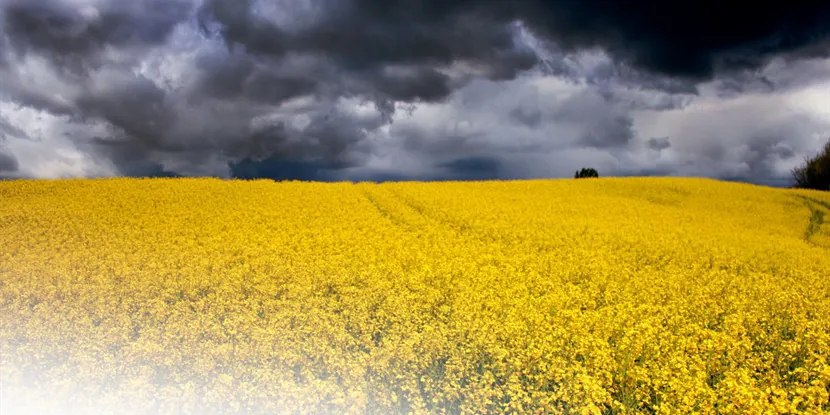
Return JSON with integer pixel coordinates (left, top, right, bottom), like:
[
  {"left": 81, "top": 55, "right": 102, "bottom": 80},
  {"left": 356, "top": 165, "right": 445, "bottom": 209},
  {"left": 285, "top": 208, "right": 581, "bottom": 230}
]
[{"left": 1, "top": 177, "right": 829, "bottom": 414}]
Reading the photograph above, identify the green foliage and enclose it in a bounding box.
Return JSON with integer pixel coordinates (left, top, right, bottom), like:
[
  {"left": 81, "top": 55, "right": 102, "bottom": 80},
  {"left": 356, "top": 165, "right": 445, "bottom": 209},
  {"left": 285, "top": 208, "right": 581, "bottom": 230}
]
[
  {"left": 792, "top": 140, "right": 830, "bottom": 191},
  {"left": 575, "top": 168, "right": 599, "bottom": 179}
]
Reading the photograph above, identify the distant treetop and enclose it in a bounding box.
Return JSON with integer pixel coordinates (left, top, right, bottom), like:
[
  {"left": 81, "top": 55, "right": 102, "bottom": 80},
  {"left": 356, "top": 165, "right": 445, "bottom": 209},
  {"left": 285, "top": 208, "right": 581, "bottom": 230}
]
[{"left": 575, "top": 168, "right": 599, "bottom": 179}]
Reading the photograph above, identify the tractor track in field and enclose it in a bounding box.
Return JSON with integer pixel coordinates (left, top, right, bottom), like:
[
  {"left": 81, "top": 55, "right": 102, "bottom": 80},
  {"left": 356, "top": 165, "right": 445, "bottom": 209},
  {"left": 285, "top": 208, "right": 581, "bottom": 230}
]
[
  {"left": 795, "top": 195, "right": 829, "bottom": 246},
  {"left": 360, "top": 187, "right": 412, "bottom": 231},
  {"left": 384, "top": 188, "right": 513, "bottom": 247},
  {"left": 361, "top": 185, "right": 505, "bottom": 245}
]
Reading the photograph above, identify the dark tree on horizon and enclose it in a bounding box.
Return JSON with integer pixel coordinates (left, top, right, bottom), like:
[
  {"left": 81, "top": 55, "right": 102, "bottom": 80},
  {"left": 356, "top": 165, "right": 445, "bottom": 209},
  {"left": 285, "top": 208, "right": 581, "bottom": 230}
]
[
  {"left": 575, "top": 168, "right": 599, "bottom": 179},
  {"left": 792, "top": 140, "right": 830, "bottom": 191}
]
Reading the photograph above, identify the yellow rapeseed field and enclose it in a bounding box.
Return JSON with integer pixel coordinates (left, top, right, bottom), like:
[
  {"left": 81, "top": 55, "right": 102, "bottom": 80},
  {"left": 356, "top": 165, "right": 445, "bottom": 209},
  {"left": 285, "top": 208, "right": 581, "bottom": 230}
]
[{"left": 1, "top": 177, "right": 829, "bottom": 414}]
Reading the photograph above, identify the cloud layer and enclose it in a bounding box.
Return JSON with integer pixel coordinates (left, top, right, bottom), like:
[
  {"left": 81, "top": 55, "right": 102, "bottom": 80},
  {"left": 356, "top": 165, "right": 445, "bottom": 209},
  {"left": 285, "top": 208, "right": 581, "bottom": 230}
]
[{"left": 1, "top": 0, "right": 830, "bottom": 184}]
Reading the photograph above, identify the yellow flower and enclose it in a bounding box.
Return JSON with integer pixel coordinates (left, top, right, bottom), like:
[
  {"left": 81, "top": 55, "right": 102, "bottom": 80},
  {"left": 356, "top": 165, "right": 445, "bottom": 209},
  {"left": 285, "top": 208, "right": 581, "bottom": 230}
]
[{"left": 1, "top": 177, "right": 829, "bottom": 414}]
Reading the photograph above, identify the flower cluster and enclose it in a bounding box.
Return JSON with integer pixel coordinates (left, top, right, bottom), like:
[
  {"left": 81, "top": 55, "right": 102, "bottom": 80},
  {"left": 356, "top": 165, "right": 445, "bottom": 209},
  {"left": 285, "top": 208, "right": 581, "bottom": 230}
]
[{"left": 1, "top": 177, "right": 829, "bottom": 414}]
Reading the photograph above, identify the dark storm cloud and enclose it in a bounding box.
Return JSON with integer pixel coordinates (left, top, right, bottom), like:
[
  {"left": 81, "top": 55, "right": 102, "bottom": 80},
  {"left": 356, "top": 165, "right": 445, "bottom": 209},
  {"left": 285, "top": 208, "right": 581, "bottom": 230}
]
[
  {"left": 333, "top": 156, "right": 502, "bottom": 182},
  {"left": 372, "top": 67, "right": 452, "bottom": 103},
  {"left": 438, "top": 156, "right": 501, "bottom": 180},
  {"left": 279, "top": 110, "right": 377, "bottom": 167},
  {"left": 198, "top": 0, "right": 538, "bottom": 101},
  {"left": 77, "top": 74, "right": 176, "bottom": 149},
  {"left": 2, "top": 0, "right": 830, "bottom": 182},
  {"left": 3, "top": 0, "right": 517, "bottom": 176},
  {"left": 200, "top": 0, "right": 526, "bottom": 67},
  {"left": 189, "top": 51, "right": 320, "bottom": 103},
  {"left": 2, "top": 0, "right": 193, "bottom": 72},
  {"left": 225, "top": 155, "right": 499, "bottom": 183},
  {"left": 538, "top": 50, "right": 700, "bottom": 98},
  {"left": 230, "top": 157, "right": 336, "bottom": 181},
  {"left": 200, "top": 0, "right": 830, "bottom": 81},
  {"left": 519, "top": 1, "right": 830, "bottom": 79}
]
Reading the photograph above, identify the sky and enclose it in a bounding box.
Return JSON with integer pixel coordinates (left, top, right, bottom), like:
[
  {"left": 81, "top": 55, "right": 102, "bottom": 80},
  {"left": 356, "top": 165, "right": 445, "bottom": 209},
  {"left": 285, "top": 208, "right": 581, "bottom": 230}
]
[{"left": 1, "top": 0, "right": 830, "bottom": 185}]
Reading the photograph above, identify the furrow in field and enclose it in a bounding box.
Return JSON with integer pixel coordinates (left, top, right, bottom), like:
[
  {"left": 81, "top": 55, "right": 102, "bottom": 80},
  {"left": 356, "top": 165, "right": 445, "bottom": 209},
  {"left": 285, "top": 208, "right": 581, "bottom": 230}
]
[{"left": 796, "top": 195, "right": 829, "bottom": 248}]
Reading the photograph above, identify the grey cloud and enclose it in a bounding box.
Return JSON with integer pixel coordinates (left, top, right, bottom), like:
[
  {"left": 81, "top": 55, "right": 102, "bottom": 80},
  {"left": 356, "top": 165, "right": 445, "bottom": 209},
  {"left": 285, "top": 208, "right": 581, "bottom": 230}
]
[
  {"left": 438, "top": 156, "right": 501, "bottom": 180},
  {"left": 535, "top": 50, "right": 700, "bottom": 111},
  {"left": 535, "top": 44, "right": 700, "bottom": 98},
  {"left": 579, "top": 115, "right": 635, "bottom": 149},
  {"left": 0, "top": 34, "right": 379, "bottom": 177},
  {"left": 550, "top": 89, "right": 637, "bottom": 148},
  {"left": 372, "top": 66, "right": 452, "bottom": 103},
  {"left": 702, "top": 57, "right": 830, "bottom": 97},
  {"left": 225, "top": 69, "right": 317, "bottom": 105},
  {"left": 375, "top": 75, "right": 639, "bottom": 180},
  {"left": 521, "top": 2, "right": 830, "bottom": 80},
  {"left": 189, "top": 51, "right": 320, "bottom": 103},
  {"left": 0, "top": 84, "right": 77, "bottom": 119},
  {"left": 0, "top": 116, "right": 29, "bottom": 140},
  {"left": 0, "top": 149, "right": 18, "bottom": 172},
  {"left": 371, "top": 68, "right": 830, "bottom": 186},
  {"left": 190, "top": 52, "right": 256, "bottom": 100},
  {"left": 398, "top": 124, "right": 484, "bottom": 160},
  {"left": 647, "top": 137, "right": 671, "bottom": 152},
  {"left": 577, "top": 58, "right": 700, "bottom": 95},
  {"left": 201, "top": 0, "right": 531, "bottom": 67},
  {"left": 763, "top": 58, "right": 830, "bottom": 90},
  {"left": 509, "top": 105, "right": 543, "bottom": 129},
  {"left": 199, "top": 0, "right": 537, "bottom": 100},
  {"left": 331, "top": 1, "right": 830, "bottom": 81},
  {"left": 288, "top": 111, "right": 376, "bottom": 167},
  {"left": 3, "top": 0, "right": 193, "bottom": 56},
  {"left": 641, "top": 94, "right": 830, "bottom": 186},
  {"left": 1, "top": 0, "right": 830, "bottom": 185},
  {"left": 627, "top": 165, "right": 678, "bottom": 177},
  {"left": 711, "top": 74, "right": 776, "bottom": 98},
  {"left": 741, "top": 137, "right": 797, "bottom": 179},
  {"left": 77, "top": 73, "right": 176, "bottom": 150},
  {"left": 117, "top": 161, "right": 181, "bottom": 178},
  {"left": 319, "top": 157, "right": 503, "bottom": 183},
  {"left": 2, "top": 0, "right": 534, "bottom": 177},
  {"left": 0, "top": 31, "right": 7, "bottom": 68},
  {"left": 230, "top": 157, "right": 337, "bottom": 182}
]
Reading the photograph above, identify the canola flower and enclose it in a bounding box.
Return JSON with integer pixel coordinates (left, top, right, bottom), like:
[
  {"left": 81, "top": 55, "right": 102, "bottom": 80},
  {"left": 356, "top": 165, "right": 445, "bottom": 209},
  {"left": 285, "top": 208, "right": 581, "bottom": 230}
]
[{"left": 0, "top": 177, "right": 829, "bottom": 414}]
